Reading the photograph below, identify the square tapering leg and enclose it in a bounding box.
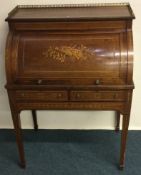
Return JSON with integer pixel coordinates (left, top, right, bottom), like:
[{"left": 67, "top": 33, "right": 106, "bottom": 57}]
[
  {"left": 11, "top": 111, "right": 26, "bottom": 168},
  {"left": 119, "top": 114, "right": 130, "bottom": 170},
  {"left": 32, "top": 110, "right": 38, "bottom": 131},
  {"left": 115, "top": 111, "right": 120, "bottom": 132}
]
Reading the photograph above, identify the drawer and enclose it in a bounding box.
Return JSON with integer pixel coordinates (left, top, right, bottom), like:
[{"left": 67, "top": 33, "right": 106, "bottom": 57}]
[
  {"left": 70, "top": 91, "right": 126, "bottom": 102},
  {"left": 15, "top": 91, "right": 68, "bottom": 101}
]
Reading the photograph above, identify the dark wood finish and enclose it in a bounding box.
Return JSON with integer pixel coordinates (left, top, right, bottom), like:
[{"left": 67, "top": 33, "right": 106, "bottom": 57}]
[
  {"left": 15, "top": 91, "right": 68, "bottom": 101},
  {"left": 32, "top": 110, "right": 38, "bottom": 131},
  {"left": 5, "top": 3, "right": 135, "bottom": 169},
  {"left": 8, "top": 92, "right": 26, "bottom": 168},
  {"left": 5, "top": 4, "right": 135, "bottom": 22},
  {"left": 115, "top": 111, "right": 120, "bottom": 132},
  {"left": 120, "top": 114, "right": 130, "bottom": 169}
]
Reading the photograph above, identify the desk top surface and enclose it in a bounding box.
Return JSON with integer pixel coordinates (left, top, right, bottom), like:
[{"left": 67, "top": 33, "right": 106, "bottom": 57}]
[{"left": 6, "top": 3, "right": 135, "bottom": 22}]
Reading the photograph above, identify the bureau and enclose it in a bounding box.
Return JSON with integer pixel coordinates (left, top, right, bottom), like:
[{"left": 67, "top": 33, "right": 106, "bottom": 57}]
[{"left": 5, "top": 3, "right": 135, "bottom": 169}]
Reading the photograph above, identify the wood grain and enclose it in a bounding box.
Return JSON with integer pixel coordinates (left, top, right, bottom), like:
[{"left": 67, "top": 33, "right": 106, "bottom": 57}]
[{"left": 5, "top": 4, "right": 135, "bottom": 169}]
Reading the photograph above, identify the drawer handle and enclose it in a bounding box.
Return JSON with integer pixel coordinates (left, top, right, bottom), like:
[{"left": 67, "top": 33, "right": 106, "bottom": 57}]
[
  {"left": 37, "top": 79, "right": 42, "bottom": 85},
  {"left": 76, "top": 93, "right": 80, "bottom": 98},
  {"left": 113, "top": 93, "right": 118, "bottom": 99},
  {"left": 57, "top": 93, "right": 62, "bottom": 98},
  {"left": 21, "top": 93, "right": 25, "bottom": 97},
  {"left": 95, "top": 79, "right": 100, "bottom": 85}
]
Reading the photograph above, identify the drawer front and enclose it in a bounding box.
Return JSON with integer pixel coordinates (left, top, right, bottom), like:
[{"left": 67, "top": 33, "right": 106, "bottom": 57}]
[
  {"left": 12, "top": 31, "right": 127, "bottom": 85},
  {"left": 70, "top": 91, "right": 126, "bottom": 102},
  {"left": 15, "top": 91, "right": 68, "bottom": 101}
]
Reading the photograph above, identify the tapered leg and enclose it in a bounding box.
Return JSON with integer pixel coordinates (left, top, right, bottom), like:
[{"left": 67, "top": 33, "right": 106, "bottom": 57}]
[
  {"left": 32, "top": 110, "right": 38, "bottom": 131},
  {"left": 119, "top": 114, "right": 130, "bottom": 170},
  {"left": 115, "top": 111, "right": 120, "bottom": 132},
  {"left": 11, "top": 111, "right": 26, "bottom": 168}
]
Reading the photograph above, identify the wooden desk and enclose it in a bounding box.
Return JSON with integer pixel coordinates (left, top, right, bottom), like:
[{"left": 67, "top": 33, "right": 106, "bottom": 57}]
[{"left": 5, "top": 3, "right": 135, "bottom": 169}]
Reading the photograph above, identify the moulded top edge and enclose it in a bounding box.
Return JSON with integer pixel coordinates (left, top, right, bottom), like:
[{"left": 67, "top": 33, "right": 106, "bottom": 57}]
[{"left": 5, "top": 3, "right": 135, "bottom": 22}]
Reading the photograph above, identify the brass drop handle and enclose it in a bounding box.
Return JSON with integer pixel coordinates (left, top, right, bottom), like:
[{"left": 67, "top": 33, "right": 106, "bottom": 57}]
[
  {"left": 37, "top": 79, "right": 42, "bottom": 85},
  {"left": 95, "top": 79, "right": 100, "bottom": 85}
]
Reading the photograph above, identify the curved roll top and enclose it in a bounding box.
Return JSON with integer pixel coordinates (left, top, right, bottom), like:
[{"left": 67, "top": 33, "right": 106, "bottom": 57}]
[{"left": 5, "top": 4, "right": 135, "bottom": 90}]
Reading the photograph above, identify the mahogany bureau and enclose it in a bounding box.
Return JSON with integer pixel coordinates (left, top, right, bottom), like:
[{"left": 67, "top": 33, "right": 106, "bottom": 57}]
[{"left": 5, "top": 3, "right": 135, "bottom": 169}]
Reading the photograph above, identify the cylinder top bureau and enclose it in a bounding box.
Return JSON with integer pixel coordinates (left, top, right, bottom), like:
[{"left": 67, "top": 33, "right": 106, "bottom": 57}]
[{"left": 5, "top": 3, "right": 135, "bottom": 169}]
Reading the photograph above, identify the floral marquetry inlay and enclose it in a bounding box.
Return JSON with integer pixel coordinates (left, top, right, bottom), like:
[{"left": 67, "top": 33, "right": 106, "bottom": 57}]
[{"left": 42, "top": 45, "right": 95, "bottom": 63}]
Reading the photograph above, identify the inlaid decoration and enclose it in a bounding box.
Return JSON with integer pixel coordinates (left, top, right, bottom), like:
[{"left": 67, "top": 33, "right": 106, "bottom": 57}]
[{"left": 42, "top": 44, "right": 95, "bottom": 63}]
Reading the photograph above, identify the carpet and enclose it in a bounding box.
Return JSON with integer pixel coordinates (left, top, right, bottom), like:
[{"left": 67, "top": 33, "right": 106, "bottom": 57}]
[{"left": 0, "top": 129, "right": 141, "bottom": 175}]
